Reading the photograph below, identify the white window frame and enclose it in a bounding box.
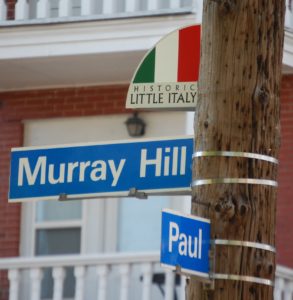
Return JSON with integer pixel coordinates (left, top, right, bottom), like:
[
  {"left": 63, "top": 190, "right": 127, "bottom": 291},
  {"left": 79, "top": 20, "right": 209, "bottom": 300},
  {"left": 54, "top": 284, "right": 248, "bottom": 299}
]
[{"left": 20, "top": 112, "right": 193, "bottom": 258}]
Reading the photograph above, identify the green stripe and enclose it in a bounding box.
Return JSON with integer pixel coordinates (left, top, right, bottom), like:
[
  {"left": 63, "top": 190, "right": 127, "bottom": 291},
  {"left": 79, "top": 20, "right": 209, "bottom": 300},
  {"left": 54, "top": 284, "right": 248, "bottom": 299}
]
[{"left": 133, "top": 48, "right": 155, "bottom": 83}]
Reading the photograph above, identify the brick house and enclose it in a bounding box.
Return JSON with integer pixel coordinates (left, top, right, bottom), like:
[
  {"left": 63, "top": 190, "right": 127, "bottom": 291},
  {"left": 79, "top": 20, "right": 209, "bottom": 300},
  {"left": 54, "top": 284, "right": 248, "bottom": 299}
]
[{"left": 0, "top": 1, "right": 293, "bottom": 299}]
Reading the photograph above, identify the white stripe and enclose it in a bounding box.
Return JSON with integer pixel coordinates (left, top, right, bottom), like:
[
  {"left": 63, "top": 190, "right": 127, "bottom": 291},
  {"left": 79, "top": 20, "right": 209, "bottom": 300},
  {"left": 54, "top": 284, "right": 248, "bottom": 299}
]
[
  {"left": 162, "top": 208, "right": 211, "bottom": 223},
  {"left": 154, "top": 30, "right": 178, "bottom": 82},
  {"left": 9, "top": 187, "right": 192, "bottom": 202},
  {"left": 11, "top": 135, "right": 193, "bottom": 151},
  {"left": 161, "top": 263, "right": 210, "bottom": 278}
]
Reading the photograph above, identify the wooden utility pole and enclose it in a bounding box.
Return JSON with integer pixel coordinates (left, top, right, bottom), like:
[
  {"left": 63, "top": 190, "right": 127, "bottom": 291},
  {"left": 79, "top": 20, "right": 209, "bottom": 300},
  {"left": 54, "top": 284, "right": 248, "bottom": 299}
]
[{"left": 188, "top": 1, "right": 285, "bottom": 299}]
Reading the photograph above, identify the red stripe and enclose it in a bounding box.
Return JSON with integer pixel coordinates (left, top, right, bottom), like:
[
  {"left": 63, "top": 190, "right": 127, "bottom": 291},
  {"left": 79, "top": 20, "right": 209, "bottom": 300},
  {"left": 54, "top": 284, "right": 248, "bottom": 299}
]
[{"left": 177, "top": 25, "right": 201, "bottom": 82}]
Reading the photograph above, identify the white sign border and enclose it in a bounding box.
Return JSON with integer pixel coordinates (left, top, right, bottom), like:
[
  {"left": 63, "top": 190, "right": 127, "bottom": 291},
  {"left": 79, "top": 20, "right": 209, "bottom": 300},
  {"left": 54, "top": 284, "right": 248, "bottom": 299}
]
[
  {"left": 160, "top": 208, "right": 211, "bottom": 279},
  {"left": 161, "top": 263, "right": 210, "bottom": 279},
  {"left": 162, "top": 208, "right": 210, "bottom": 224},
  {"left": 9, "top": 187, "right": 192, "bottom": 203},
  {"left": 11, "top": 135, "right": 193, "bottom": 152},
  {"left": 9, "top": 136, "right": 193, "bottom": 202}
]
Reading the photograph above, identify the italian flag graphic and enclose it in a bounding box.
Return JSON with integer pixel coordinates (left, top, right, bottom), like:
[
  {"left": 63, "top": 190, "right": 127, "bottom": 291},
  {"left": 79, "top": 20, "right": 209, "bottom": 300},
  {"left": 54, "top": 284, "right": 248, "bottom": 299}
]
[
  {"left": 134, "top": 25, "right": 200, "bottom": 83},
  {"left": 126, "top": 24, "right": 201, "bottom": 110}
]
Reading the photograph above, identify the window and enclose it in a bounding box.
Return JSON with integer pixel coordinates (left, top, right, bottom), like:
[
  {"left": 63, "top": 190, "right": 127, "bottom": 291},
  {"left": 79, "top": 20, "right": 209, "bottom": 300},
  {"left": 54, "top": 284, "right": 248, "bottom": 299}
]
[
  {"left": 35, "top": 200, "right": 82, "bottom": 298},
  {"left": 20, "top": 112, "right": 192, "bottom": 299}
]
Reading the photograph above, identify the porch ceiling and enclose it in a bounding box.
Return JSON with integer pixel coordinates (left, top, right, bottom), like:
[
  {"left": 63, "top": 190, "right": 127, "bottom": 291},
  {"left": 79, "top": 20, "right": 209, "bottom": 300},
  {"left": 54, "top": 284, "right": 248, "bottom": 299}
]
[
  {"left": 0, "top": 51, "right": 145, "bottom": 90},
  {"left": 0, "top": 15, "right": 197, "bottom": 91},
  {"left": 0, "top": 16, "right": 292, "bottom": 92}
]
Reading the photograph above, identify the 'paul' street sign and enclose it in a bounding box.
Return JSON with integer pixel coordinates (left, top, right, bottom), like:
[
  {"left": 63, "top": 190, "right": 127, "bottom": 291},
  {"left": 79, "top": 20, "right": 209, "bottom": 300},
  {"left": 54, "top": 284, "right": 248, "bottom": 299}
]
[
  {"left": 160, "top": 209, "right": 211, "bottom": 279},
  {"left": 9, "top": 136, "right": 193, "bottom": 202},
  {"left": 126, "top": 24, "right": 201, "bottom": 110}
]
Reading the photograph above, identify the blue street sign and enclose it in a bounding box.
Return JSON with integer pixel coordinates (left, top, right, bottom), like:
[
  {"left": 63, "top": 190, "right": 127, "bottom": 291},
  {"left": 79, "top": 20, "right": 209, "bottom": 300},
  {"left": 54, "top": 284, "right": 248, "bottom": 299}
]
[
  {"left": 9, "top": 136, "right": 193, "bottom": 202},
  {"left": 160, "top": 209, "right": 210, "bottom": 278}
]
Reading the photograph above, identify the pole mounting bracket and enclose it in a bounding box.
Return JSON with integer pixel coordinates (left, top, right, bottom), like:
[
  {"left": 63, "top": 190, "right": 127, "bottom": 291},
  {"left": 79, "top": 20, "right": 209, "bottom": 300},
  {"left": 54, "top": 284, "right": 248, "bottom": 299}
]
[{"left": 128, "top": 188, "right": 148, "bottom": 199}]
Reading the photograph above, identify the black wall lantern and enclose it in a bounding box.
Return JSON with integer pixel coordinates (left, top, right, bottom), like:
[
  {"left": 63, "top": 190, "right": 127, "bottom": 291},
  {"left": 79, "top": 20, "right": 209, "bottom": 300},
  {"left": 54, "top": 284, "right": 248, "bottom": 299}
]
[{"left": 125, "top": 112, "right": 146, "bottom": 137}]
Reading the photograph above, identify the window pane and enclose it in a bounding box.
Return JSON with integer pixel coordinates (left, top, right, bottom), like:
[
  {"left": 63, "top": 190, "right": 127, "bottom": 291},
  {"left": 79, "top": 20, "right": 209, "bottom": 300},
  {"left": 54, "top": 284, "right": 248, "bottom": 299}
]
[
  {"left": 36, "top": 228, "right": 81, "bottom": 255},
  {"left": 182, "top": 0, "right": 193, "bottom": 7},
  {"left": 36, "top": 200, "right": 82, "bottom": 222},
  {"left": 35, "top": 228, "right": 81, "bottom": 299},
  {"left": 117, "top": 197, "right": 169, "bottom": 252}
]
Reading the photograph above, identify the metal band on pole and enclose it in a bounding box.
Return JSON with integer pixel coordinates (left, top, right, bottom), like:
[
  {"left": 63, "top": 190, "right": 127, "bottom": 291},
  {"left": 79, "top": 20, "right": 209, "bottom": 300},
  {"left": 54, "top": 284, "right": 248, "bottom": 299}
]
[
  {"left": 212, "top": 239, "right": 276, "bottom": 253},
  {"left": 192, "top": 150, "right": 277, "bottom": 287},
  {"left": 211, "top": 273, "right": 274, "bottom": 286},
  {"left": 191, "top": 178, "right": 278, "bottom": 187},
  {"left": 192, "top": 151, "right": 278, "bottom": 164}
]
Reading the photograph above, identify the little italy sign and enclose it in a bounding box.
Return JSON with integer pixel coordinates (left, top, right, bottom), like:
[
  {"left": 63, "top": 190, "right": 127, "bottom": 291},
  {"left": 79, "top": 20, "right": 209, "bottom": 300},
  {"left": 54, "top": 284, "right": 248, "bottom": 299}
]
[
  {"left": 126, "top": 24, "right": 201, "bottom": 110},
  {"left": 9, "top": 136, "right": 193, "bottom": 202}
]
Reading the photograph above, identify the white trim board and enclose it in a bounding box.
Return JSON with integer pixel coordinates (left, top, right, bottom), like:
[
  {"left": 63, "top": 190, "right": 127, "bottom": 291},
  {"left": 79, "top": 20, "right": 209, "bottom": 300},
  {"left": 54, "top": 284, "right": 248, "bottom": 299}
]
[{"left": 0, "top": 15, "right": 198, "bottom": 59}]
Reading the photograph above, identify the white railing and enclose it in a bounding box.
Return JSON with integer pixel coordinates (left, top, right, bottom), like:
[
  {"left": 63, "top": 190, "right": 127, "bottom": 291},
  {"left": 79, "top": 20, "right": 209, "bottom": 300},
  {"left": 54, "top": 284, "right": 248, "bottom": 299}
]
[
  {"left": 0, "top": 252, "right": 186, "bottom": 300},
  {"left": 0, "top": 253, "right": 292, "bottom": 300},
  {"left": 275, "top": 265, "right": 293, "bottom": 300},
  {"left": 1, "top": 0, "right": 293, "bottom": 31},
  {"left": 0, "top": 0, "right": 195, "bottom": 23}
]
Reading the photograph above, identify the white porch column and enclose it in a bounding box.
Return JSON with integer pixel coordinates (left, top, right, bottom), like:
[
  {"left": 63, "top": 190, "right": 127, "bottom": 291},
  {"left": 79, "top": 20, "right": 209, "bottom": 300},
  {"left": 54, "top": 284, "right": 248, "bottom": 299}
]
[
  {"left": 169, "top": 0, "right": 180, "bottom": 9},
  {"left": 15, "top": 0, "right": 29, "bottom": 20},
  {"left": 147, "top": 0, "right": 158, "bottom": 10},
  {"left": 102, "top": 0, "right": 114, "bottom": 14},
  {"left": 164, "top": 270, "right": 175, "bottom": 300},
  {"left": 274, "top": 277, "right": 285, "bottom": 300},
  {"left": 52, "top": 267, "right": 66, "bottom": 300},
  {"left": 0, "top": 0, "right": 7, "bottom": 21},
  {"left": 81, "top": 0, "right": 94, "bottom": 16},
  {"left": 59, "top": 0, "right": 72, "bottom": 17},
  {"left": 36, "top": 0, "right": 50, "bottom": 18},
  {"left": 96, "top": 265, "right": 109, "bottom": 300},
  {"left": 141, "top": 263, "right": 153, "bottom": 300},
  {"left": 119, "top": 264, "right": 130, "bottom": 300},
  {"left": 74, "top": 266, "right": 86, "bottom": 300},
  {"left": 125, "top": 0, "right": 136, "bottom": 12},
  {"left": 284, "top": 280, "right": 293, "bottom": 300},
  {"left": 8, "top": 269, "right": 20, "bottom": 300},
  {"left": 179, "top": 275, "right": 186, "bottom": 300},
  {"left": 30, "top": 268, "right": 43, "bottom": 300},
  {"left": 285, "top": 2, "right": 293, "bottom": 29}
]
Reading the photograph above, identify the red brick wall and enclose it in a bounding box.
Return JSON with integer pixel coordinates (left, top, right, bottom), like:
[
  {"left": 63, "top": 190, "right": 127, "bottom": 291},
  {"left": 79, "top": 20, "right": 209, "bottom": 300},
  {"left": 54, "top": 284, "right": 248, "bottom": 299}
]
[
  {"left": 0, "top": 85, "right": 128, "bottom": 298},
  {"left": 0, "top": 79, "right": 292, "bottom": 294},
  {"left": 0, "top": 84, "right": 127, "bottom": 253},
  {"left": 277, "top": 75, "right": 293, "bottom": 267},
  {"left": 0, "top": 121, "right": 22, "bottom": 300}
]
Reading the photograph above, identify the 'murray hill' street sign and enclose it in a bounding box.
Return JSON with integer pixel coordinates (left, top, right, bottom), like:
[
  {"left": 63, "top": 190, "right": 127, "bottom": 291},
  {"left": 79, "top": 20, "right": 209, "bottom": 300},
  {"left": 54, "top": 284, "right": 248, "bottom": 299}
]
[
  {"left": 9, "top": 136, "right": 193, "bottom": 202},
  {"left": 160, "top": 209, "right": 211, "bottom": 279}
]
